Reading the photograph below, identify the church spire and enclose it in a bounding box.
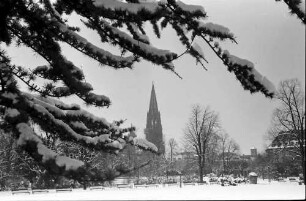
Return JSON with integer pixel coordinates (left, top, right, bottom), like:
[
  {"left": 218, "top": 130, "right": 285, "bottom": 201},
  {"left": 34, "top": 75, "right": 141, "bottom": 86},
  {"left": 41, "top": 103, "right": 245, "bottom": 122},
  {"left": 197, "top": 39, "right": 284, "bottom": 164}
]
[
  {"left": 149, "top": 83, "right": 158, "bottom": 113},
  {"left": 145, "top": 82, "right": 165, "bottom": 154}
]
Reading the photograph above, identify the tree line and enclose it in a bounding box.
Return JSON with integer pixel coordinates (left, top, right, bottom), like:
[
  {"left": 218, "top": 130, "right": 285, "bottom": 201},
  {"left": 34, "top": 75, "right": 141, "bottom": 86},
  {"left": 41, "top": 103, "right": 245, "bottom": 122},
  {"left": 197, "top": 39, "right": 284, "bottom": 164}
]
[{"left": 166, "top": 78, "right": 304, "bottom": 184}]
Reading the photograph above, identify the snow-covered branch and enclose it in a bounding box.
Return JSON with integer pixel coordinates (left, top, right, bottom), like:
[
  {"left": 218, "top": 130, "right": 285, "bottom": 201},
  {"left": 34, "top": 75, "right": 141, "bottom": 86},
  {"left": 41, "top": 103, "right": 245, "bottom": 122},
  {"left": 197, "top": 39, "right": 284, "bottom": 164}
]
[{"left": 276, "top": 0, "right": 305, "bottom": 24}]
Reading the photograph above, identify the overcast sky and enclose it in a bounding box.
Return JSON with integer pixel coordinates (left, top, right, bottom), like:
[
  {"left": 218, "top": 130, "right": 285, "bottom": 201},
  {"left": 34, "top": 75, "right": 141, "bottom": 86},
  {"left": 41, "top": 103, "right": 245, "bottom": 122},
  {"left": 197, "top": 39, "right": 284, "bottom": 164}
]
[{"left": 6, "top": 0, "right": 305, "bottom": 155}]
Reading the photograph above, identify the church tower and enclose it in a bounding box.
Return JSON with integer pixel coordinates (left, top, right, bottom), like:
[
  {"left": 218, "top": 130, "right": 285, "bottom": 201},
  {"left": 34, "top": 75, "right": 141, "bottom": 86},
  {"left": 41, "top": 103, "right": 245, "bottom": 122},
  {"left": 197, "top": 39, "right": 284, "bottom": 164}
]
[{"left": 144, "top": 83, "right": 165, "bottom": 154}]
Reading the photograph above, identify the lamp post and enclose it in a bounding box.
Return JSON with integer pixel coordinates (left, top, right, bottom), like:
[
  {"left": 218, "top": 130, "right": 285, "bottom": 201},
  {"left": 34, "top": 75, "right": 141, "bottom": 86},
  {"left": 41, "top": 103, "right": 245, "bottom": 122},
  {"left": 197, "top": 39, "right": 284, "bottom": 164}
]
[
  {"left": 267, "top": 166, "right": 271, "bottom": 183},
  {"left": 179, "top": 173, "right": 182, "bottom": 188}
]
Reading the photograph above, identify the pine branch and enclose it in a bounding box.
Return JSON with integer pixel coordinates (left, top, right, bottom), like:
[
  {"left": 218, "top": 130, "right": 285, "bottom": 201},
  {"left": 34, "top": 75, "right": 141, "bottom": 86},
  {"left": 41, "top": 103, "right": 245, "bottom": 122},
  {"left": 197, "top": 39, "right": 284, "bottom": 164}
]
[
  {"left": 12, "top": 120, "right": 134, "bottom": 183},
  {"left": 164, "top": 2, "right": 274, "bottom": 98},
  {"left": 2, "top": 95, "right": 156, "bottom": 183},
  {"left": 279, "top": 0, "right": 306, "bottom": 24},
  {"left": 54, "top": 19, "right": 137, "bottom": 69},
  {"left": 85, "top": 18, "right": 178, "bottom": 67},
  {"left": 9, "top": 21, "right": 112, "bottom": 106}
]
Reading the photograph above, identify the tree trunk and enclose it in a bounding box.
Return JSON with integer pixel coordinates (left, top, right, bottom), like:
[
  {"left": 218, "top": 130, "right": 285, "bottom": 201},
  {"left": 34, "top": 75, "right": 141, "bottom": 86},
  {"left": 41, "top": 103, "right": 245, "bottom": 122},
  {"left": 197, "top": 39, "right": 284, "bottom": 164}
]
[
  {"left": 203, "top": 155, "right": 206, "bottom": 177},
  {"left": 202, "top": 149, "right": 206, "bottom": 177},
  {"left": 198, "top": 156, "right": 203, "bottom": 182},
  {"left": 222, "top": 150, "right": 225, "bottom": 176},
  {"left": 303, "top": 161, "right": 305, "bottom": 185},
  {"left": 300, "top": 130, "right": 305, "bottom": 185},
  {"left": 300, "top": 146, "right": 305, "bottom": 185},
  {"left": 83, "top": 181, "right": 87, "bottom": 190}
]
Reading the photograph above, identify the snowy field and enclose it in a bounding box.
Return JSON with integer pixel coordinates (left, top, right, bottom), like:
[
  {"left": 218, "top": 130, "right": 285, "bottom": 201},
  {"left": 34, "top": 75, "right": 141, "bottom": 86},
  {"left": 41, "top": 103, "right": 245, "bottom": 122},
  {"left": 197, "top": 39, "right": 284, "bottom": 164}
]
[{"left": 0, "top": 180, "right": 305, "bottom": 200}]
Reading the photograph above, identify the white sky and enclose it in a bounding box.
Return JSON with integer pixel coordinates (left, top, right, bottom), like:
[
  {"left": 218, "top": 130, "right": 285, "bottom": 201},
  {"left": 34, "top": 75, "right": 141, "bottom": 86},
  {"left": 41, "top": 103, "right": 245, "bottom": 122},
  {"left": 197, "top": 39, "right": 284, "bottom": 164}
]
[{"left": 5, "top": 0, "right": 305, "bottom": 155}]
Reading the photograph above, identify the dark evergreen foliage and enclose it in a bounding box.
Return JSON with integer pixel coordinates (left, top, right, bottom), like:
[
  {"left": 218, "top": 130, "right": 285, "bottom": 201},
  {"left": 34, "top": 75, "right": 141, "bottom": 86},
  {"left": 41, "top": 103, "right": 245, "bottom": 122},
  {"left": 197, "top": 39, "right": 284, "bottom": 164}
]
[{"left": 276, "top": 0, "right": 306, "bottom": 24}]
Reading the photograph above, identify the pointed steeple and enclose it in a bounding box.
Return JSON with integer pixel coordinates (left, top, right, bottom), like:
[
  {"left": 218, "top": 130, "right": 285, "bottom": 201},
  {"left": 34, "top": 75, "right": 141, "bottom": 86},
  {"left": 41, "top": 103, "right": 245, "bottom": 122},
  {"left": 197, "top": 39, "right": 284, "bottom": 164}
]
[
  {"left": 145, "top": 82, "right": 165, "bottom": 155},
  {"left": 149, "top": 83, "right": 158, "bottom": 113}
]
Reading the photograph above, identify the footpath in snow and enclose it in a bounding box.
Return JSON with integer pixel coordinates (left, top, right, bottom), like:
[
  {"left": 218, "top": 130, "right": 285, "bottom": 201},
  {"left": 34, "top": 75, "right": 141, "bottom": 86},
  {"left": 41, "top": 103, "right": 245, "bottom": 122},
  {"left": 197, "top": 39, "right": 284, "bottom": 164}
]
[{"left": 0, "top": 180, "right": 305, "bottom": 200}]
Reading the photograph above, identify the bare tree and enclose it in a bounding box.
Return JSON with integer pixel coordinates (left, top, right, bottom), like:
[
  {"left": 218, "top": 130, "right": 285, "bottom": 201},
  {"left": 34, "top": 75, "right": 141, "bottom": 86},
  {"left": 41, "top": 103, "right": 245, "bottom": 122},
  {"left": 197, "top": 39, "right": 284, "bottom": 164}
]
[
  {"left": 268, "top": 79, "right": 305, "bottom": 184},
  {"left": 219, "top": 133, "right": 240, "bottom": 175},
  {"left": 168, "top": 138, "right": 178, "bottom": 162},
  {"left": 0, "top": 130, "right": 17, "bottom": 188},
  {"left": 225, "top": 139, "right": 240, "bottom": 174},
  {"left": 205, "top": 133, "right": 221, "bottom": 174},
  {"left": 219, "top": 132, "right": 229, "bottom": 175},
  {"left": 183, "top": 105, "right": 219, "bottom": 182}
]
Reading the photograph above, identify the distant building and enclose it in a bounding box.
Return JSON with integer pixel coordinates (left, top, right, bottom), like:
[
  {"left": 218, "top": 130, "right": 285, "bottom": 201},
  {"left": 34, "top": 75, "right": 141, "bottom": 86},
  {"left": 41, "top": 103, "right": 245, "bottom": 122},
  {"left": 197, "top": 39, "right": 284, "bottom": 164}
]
[
  {"left": 169, "top": 151, "right": 197, "bottom": 161},
  {"left": 250, "top": 147, "right": 257, "bottom": 157},
  {"left": 266, "top": 130, "right": 305, "bottom": 154},
  {"left": 241, "top": 147, "right": 257, "bottom": 160},
  {"left": 144, "top": 83, "right": 165, "bottom": 154}
]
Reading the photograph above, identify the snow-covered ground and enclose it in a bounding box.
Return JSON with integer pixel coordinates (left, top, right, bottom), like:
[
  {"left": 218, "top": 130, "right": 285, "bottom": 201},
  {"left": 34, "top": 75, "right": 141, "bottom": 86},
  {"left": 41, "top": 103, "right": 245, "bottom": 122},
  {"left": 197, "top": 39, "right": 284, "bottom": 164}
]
[{"left": 0, "top": 180, "right": 305, "bottom": 200}]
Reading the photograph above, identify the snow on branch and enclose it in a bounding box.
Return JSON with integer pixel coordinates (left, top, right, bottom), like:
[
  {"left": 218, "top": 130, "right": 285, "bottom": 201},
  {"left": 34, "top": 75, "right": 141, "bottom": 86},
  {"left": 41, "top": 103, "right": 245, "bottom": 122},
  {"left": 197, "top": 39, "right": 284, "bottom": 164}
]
[
  {"left": 16, "top": 122, "right": 85, "bottom": 171},
  {"left": 0, "top": 103, "right": 154, "bottom": 182},
  {"left": 10, "top": 21, "right": 112, "bottom": 107},
  {"left": 93, "top": 0, "right": 160, "bottom": 14},
  {"left": 298, "top": 0, "right": 306, "bottom": 15},
  {"left": 1, "top": 90, "right": 154, "bottom": 181},
  {"left": 175, "top": 0, "right": 206, "bottom": 17},
  {"left": 13, "top": 93, "right": 155, "bottom": 155},
  {"left": 191, "top": 42, "right": 206, "bottom": 61},
  {"left": 88, "top": 18, "right": 177, "bottom": 64},
  {"left": 26, "top": 100, "right": 120, "bottom": 151},
  {"left": 6, "top": 64, "right": 53, "bottom": 97},
  {"left": 14, "top": 121, "right": 147, "bottom": 182},
  {"left": 189, "top": 41, "right": 208, "bottom": 69},
  {"left": 23, "top": 93, "right": 112, "bottom": 134},
  {"left": 55, "top": 20, "right": 136, "bottom": 68},
  {"left": 32, "top": 65, "right": 60, "bottom": 81},
  {"left": 276, "top": 0, "right": 306, "bottom": 24},
  {"left": 4, "top": 108, "right": 20, "bottom": 119},
  {"left": 222, "top": 50, "right": 276, "bottom": 97},
  {"left": 127, "top": 23, "right": 150, "bottom": 44},
  {"left": 48, "top": 56, "right": 111, "bottom": 106},
  {"left": 69, "top": 121, "right": 89, "bottom": 132},
  {"left": 197, "top": 21, "right": 235, "bottom": 41},
  {"left": 27, "top": 93, "right": 80, "bottom": 112},
  {"left": 132, "top": 138, "right": 159, "bottom": 153},
  {"left": 75, "top": 0, "right": 164, "bottom": 25},
  {"left": 2, "top": 86, "right": 158, "bottom": 154}
]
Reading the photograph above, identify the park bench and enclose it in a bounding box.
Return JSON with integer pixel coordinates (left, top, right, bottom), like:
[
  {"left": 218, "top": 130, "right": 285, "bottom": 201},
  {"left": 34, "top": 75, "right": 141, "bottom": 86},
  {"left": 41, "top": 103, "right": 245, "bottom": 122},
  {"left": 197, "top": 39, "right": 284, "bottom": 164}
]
[
  {"left": 89, "top": 186, "right": 105, "bottom": 190},
  {"left": 288, "top": 178, "right": 298, "bottom": 182},
  {"left": 197, "top": 182, "right": 208, "bottom": 185},
  {"left": 183, "top": 182, "right": 196, "bottom": 186},
  {"left": 148, "top": 184, "right": 159, "bottom": 187},
  {"left": 221, "top": 182, "right": 230, "bottom": 186},
  {"left": 56, "top": 188, "right": 72, "bottom": 192},
  {"left": 277, "top": 177, "right": 285, "bottom": 182},
  {"left": 12, "top": 189, "right": 31, "bottom": 195},
  {"left": 209, "top": 181, "right": 219, "bottom": 185},
  {"left": 134, "top": 184, "right": 149, "bottom": 188},
  {"left": 116, "top": 184, "right": 132, "bottom": 189},
  {"left": 32, "top": 189, "right": 49, "bottom": 194},
  {"left": 167, "top": 183, "right": 178, "bottom": 186},
  {"left": 221, "top": 181, "right": 237, "bottom": 186}
]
